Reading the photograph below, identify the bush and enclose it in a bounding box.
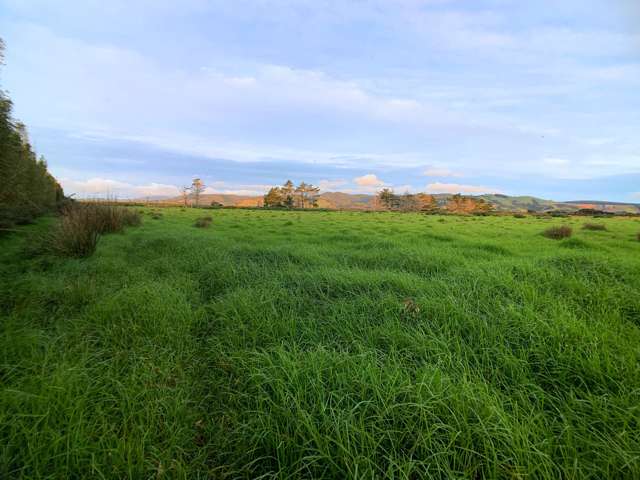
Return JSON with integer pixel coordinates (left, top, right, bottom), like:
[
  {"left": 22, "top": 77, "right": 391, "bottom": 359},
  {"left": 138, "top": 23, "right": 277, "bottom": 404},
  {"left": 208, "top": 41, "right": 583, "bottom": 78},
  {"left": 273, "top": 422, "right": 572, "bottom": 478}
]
[
  {"left": 36, "top": 204, "right": 142, "bottom": 258},
  {"left": 122, "top": 209, "right": 142, "bottom": 227},
  {"left": 543, "top": 225, "right": 572, "bottom": 239},
  {"left": 48, "top": 207, "right": 101, "bottom": 257},
  {"left": 194, "top": 216, "right": 212, "bottom": 228},
  {"left": 66, "top": 203, "right": 142, "bottom": 234},
  {"left": 583, "top": 223, "right": 607, "bottom": 231}
]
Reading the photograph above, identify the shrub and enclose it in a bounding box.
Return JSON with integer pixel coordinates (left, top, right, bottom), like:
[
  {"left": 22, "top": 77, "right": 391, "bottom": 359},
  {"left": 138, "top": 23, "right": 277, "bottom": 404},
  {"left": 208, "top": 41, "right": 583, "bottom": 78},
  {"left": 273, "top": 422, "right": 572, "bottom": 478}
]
[
  {"left": 122, "top": 209, "right": 142, "bottom": 227},
  {"left": 583, "top": 223, "right": 607, "bottom": 231},
  {"left": 35, "top": 204, "right": 142, "bottom": 258},
  {"left": 194, "top": 216, "right": 212, "bottom": 228},
  {"left": 48, "top": 208, "right": 100, "bottom": 257},
  {"left": 543, "top": 225, "right": 572, "bottom": 240}
]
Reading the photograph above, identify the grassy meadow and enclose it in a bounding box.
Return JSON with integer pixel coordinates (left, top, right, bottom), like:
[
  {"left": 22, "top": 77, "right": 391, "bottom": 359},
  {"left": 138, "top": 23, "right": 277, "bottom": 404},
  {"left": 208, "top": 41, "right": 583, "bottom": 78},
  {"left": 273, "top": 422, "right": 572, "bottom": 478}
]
[{"left": 1, "top": 208, "right": 640, "bottom": 478}]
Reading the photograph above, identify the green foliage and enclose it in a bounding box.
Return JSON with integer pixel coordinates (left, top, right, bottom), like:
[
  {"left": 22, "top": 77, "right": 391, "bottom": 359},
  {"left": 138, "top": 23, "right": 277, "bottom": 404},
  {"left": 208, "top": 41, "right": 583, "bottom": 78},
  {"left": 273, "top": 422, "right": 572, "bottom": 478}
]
[
  {"left": 264, "top": 180, "right": 320, "bottom": 208},
  {"left": 1, "top": 209, "right": 640, "bottom": 478},
  {"left": 0, "top": 43, "right": 63, "bottom": 230},
  {"left": 263, "top": 186, "right": 285, "bottom": 207},
  {"left": 543, "top": 225, "right": 573, "bottom": 239}
]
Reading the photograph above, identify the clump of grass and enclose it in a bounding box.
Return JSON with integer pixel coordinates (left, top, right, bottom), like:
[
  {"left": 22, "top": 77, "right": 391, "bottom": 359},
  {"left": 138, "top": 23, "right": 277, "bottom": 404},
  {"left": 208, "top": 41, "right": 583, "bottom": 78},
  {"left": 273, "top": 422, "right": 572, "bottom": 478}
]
[
  {"left": 122, "top": 209, "right": 142, "bottom": 227},
  {"left": 194, "top": 216, "right": 212, "bottom": 228},
  {"left": 513, "top": 213, "right": 526, "bottom": 218},
  {"left": 637, "top": 232, "right": 640, "bottom": 241},
  {"left": 48, "top": 208, "right": 101, "bottom": 257},
  {"left": 543, "top": 225, "right": 572, "bottom": 239},
  {"left": 35, "top": 204, "right": 142, "bottom": 257},
  {"left": 583, "top": 223, "right": 607, "bottom": 231},
  {"left": 151, "top": 212, "right": 163, "bottom": 220}
]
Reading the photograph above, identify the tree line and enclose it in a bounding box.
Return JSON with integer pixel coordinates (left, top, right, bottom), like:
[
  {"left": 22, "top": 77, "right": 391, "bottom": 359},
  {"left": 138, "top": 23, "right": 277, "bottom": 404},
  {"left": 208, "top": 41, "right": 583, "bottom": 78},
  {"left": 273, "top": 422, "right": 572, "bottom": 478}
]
[
  {"left": 0, "top": 39, "right": 64, "bottom": 230},
  {"left": 377, "top": 189, "right": 493, "bottom": 214},
  {"left": 264, "top": 180, "right": 320, "bottom": 208}
]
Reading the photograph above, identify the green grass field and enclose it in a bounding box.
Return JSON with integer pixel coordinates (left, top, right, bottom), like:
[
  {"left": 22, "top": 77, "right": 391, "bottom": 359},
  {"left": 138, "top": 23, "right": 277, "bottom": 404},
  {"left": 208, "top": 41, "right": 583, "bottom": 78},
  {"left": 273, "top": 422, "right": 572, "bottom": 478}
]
[{"left": 2, "top": 208, "right": 640, "bottom": 478}]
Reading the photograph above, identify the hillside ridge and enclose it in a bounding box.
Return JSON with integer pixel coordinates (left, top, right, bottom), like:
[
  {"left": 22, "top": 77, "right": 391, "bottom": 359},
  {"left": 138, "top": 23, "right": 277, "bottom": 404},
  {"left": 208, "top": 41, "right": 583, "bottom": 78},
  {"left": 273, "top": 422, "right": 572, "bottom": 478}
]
[{"left": 140, "top": 191, "right": 640, "bottom": 213}]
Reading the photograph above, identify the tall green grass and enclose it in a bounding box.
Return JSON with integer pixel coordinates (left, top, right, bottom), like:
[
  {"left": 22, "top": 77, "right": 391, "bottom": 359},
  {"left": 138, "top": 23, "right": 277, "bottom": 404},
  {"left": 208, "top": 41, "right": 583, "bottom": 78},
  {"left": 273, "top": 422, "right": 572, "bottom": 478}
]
[
  {"left": 28, "top": 203, "right": 142, "bottom": 257},
  {"left": 1, "top": 209, "right": 639, "bottom": 478}
]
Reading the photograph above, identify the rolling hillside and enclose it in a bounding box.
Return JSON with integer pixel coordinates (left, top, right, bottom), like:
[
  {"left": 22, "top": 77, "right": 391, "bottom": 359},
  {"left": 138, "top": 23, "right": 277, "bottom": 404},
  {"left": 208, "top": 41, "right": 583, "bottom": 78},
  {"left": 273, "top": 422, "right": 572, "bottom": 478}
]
[{"left": 145, "top": 192, "right": 640, "bottom": 213}]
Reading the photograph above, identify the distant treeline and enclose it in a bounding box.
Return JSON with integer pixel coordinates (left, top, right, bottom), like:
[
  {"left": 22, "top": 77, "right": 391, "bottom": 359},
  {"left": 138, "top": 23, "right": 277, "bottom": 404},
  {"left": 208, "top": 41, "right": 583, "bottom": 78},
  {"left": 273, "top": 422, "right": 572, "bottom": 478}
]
[
  {"left": 376, "top": 189, "right": 493, "bottom": 214},
  {"left": 0, "top": 39, "right": 63, "bottom": 229},
  {"left": 263, "top": 181, "right": 494, "bottom": 214},
  {"left": 264, "top": 180, "right": 321, "bottom": 208}
]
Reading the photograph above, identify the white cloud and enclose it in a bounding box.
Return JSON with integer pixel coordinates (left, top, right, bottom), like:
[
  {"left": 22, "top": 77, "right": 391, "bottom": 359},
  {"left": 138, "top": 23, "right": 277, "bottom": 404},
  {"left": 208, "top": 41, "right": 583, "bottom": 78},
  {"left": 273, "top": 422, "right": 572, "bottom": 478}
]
[
  {"left": 354, "top": 174, "right": 385, "bottom": 187},
  {"left": 542, "top": 157, "right": 570, "bottom": 166},
  {"left": 423, "top": 167, "right": 462, "bottom": 177},
  {"left": 61, "top": 177, "right": 131, "bottom": 196},
  {"left": 425, "top": 182, "right": 501, "bottom": 194},
  {"left": 204, "top": 181, "right": 273, "bottom": 196},
  {"left": 318, "top": 179, "right": 348, "bottom": 191},
  {"left": 132, "top": 183, "right": 180, "bottom": 197},
  {"left": 631, "top": 192, "right": 640, "bottom": 200},
  {"left": 392, "top": 184, "right": 417, "bottom": 193},
  {"left": 4, "top": 3, "right": 639, "bottom": 187},
  {"left": 60, "top": 177, "right": 180, "bottom": 198}
]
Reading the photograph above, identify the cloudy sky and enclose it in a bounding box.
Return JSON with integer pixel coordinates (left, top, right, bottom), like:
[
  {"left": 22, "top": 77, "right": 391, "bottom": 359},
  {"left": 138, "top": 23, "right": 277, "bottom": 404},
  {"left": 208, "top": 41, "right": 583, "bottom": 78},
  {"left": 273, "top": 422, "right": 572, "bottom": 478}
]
[{"left": 1, "top": 0, "right": 639, "bottom": 200}]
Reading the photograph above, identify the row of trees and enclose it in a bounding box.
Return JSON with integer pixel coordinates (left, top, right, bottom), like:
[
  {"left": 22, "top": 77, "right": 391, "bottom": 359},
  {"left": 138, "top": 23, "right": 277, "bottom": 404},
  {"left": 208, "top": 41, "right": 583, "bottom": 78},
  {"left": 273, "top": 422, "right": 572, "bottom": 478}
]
[
  {"left": 376, "top": 189, "right": 493, "bottom": 214},
  {"left": 1, "top": 39, "right": 64, "bottom": 229},
  {"left": 377, "top": 189, "right": 440, "bottom": 212},
  {"left": 264, "top": 180, "right": 320, "bottom": 208}
]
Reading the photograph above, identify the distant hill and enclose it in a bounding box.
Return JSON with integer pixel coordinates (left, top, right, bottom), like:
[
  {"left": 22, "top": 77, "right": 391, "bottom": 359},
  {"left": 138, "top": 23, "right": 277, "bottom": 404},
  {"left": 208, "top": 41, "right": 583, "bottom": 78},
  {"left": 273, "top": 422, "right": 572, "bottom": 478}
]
[{"left": 140, "top": 191, "right": 640, "bottom": 214}]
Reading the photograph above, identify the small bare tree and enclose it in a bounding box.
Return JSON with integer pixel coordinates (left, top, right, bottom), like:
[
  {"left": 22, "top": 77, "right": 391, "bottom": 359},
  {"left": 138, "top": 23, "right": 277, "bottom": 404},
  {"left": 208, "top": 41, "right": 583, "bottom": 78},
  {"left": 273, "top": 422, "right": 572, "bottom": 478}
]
[
  {"left": 191, "top": 178, "right": 205, "bottom": 207},
  {"left": 180, "top": 186, "right": 191, "bottom": 207}
]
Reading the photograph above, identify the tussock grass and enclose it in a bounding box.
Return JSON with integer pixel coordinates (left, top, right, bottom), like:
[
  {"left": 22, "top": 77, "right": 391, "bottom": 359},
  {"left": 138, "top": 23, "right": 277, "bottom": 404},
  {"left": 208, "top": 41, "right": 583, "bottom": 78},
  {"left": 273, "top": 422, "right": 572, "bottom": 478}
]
[
  {"left": 1, "top": 209, "right": 640, "bottom": 478},
  {"left": 543, "top": 225, "right": 572, "bottom": 239},
  {"left": 583, "top": 222, "right": 607, "bottom": 231},
  {"left": 194, "top": 216, "right": 213, "bottom": 228},
  {"left": 30, "top": 203, "right": 143, "bottom": 257}
]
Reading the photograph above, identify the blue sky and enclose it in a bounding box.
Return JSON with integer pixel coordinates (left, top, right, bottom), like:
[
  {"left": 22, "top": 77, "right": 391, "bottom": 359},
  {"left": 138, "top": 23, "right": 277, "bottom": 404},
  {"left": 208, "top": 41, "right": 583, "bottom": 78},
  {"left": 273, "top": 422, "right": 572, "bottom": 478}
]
[{"left": 1, "top": 0, "right": 639, "bottom": 201}]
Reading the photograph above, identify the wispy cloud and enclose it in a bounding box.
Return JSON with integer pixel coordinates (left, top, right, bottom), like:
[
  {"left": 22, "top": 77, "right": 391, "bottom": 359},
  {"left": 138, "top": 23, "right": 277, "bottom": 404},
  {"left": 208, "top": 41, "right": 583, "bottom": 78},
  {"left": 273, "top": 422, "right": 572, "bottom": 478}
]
[
  {"left": 60, "top": 177, "right": 180, "bottom": 198},
  {"left": 423, "top": 167, "right": 462, "bottom": 178},
  {"left": 1, "top": 0, "right": 639, "bottom": 201},
  {"left": 318, "top": 179, "right": 348, "bottom": 191},
  {"left": 425, "top": 182, "right": 501, "bottom": 194}
]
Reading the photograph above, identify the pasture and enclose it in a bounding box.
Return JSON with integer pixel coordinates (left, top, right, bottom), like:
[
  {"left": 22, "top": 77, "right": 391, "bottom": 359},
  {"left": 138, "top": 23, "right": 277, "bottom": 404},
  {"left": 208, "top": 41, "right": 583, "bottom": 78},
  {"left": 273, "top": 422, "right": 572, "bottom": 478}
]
[{"left": 1, "top": 208, "right": 640, "bottom": 478}]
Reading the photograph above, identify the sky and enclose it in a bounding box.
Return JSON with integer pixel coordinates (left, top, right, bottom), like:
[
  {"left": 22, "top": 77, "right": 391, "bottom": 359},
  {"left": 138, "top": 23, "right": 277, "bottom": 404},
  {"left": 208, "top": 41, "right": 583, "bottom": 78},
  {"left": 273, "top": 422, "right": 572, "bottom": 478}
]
[{"left": 0, "top": 0, "right": 639, "bottom": 201}]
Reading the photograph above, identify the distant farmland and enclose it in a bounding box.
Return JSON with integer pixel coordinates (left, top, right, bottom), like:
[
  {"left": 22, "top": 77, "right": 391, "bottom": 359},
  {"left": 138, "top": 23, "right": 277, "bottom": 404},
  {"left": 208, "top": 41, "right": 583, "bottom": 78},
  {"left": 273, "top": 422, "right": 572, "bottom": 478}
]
[{"left": 2, "top": 208, "right": 640, "bottom": 478}]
